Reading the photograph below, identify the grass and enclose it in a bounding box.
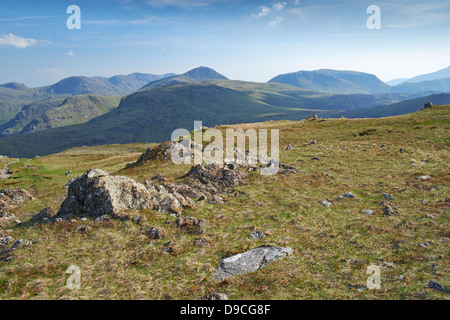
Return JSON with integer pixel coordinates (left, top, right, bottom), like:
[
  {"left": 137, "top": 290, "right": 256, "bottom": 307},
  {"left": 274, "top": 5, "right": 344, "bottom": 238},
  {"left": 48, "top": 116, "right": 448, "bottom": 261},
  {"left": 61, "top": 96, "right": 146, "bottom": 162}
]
[{"left": 0, "top": 106, "right": 448, "bottom": 300}]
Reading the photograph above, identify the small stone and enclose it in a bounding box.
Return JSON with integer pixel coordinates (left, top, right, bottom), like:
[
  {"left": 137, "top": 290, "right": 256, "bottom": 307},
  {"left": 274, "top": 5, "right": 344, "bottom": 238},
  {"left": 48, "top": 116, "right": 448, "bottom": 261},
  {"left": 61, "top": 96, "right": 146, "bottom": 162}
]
[
  {"left": 416, "top": 175, "right": 431, "bottom": 180},
  {"left": 320, "top": 200, "right": 333, "bottom": 207},
  {"left": 248, "top": 231, "right": 266, "bottom": 241},
  {"left": 419, "top": 242, "right": 431, "bottom": 248},
  {"left": 362, "top": 209, "right": 374, "bottom": 216},
  {"left": 426, "top": 281, "right": 447, "bottom": 293},
  {"left": 383, "top": 205, "right": 395, "bottom": 216},
  {"left": 383, "top": 193, "right": 392, "bottom": 200},
  {"left": 199, "top": 293, "right": 228, "bottom": 300},
  {"left": 311, "top": 156, "right": 320, "bottom": 161},
  {"left": 285, "top": 144, "right": 293, "bottom": 150},
  {"left": 145, "top": 227, "right": 164, "bottom": 240},
  {"left": 75, "top": 226, "right": 89, "bottom": 233},
  {"left": 426, "top": 214, "right": 436, "bottom": 219},
  {"left": 193, "top": 238, "right": 210, "bottom": 247}
]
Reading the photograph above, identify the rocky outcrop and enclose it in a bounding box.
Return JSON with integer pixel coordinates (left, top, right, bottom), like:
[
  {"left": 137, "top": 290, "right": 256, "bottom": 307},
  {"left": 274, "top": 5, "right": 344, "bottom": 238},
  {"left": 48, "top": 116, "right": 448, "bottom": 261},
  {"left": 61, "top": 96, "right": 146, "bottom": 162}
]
[
  {"left": 57, "top": 169, "right": 156, "bottom": 218},
  {"left": 213, "top": 246, "right": 293, "bottom": 281}
]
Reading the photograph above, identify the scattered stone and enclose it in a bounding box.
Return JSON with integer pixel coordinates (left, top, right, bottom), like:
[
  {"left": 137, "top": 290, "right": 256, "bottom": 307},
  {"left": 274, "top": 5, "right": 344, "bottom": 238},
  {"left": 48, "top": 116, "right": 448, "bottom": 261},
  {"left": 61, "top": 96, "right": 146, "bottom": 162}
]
[
  {"left": 426, "top": 281, "right": 447, "bottom": 293},
  {"left": 176, "top": 216, "right": 210, "bottom": 235},
  {"left": 145, "top": 227, "right": 164, "bottom": 240},
  {"left": 399, "top": 148, "right": 404, "bottom": 153},
  {"left": 0, "top": 188, "right": 33, "bottom": 205},
  {"left": 248, "top": 231, "right": 266, "bottom": 241},
  {"left": 310, "top": 140, "right": 317, "bottom": 145},
  {"left": 362, "top": 209, "right": 374, "bottom": 216},
  {"left": 311, "top": 156, "right": 320, "bottom": 161},
  {"left": 423, "top": 102, "right": 433, "bottom": 109},
  {"left": 382, "top": 205, "right": 396, "bottom": 216},
  {"left": 0, "top": 236, "right": 13, "bottom": 247},
  {"left": 94, "top": 215, "right": 109, "bottom": 223},
  {"left": 320, "top": 200, "right": 333, "bottom": 207},
  {"left": 213, "top": 246, "right": 293, "bottom": 281},
  {"left": 193, "top": 238, "right": 210, "bottom": 247},
  {"left": 382, "top": 193, "right": 392, "bottom": 200},
  {"left": 208, "top": 195, "right": 224, "bottom": 205},
  {"left": 65, "top": 170, "right": 72, "bottom": 176},
  {"left": 336, "top": 192, "right": 356, "bottom": 200},
  {"left": 419, "top": 242, "right": 431, "bottom": 248},
  {"left": 426, "top": 214, "right": 436, "bottom": 220},
  {"left": 75, "top": 226, "right": 90, "bottom": 233},
  {"left": 416, "top": 175, "right": 431, "bottom": 180},
  {"left": 285, "top": 144, "right": 292, "bottom": 150},
  {"left": 199, "top": 293, "right": 228, "bottom": 300},
  {"left": 381, "top": 144, "right": 386, "bottom": 149}
]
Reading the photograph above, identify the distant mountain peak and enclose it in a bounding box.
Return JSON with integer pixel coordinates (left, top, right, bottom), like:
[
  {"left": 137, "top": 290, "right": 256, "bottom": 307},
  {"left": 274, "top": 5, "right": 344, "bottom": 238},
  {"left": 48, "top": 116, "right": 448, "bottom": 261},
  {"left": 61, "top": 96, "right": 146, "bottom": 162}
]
[
  {"left": 183, "top": 67, "right": 228, "bottom": 81},
  {"left": 0, "top": 82, "right": 28, "bottom": 90}
]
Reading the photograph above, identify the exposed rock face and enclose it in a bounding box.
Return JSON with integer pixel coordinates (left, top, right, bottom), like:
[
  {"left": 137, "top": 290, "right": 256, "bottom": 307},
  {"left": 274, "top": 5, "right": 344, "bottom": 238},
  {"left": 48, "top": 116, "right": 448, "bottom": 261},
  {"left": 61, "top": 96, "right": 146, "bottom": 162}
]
[
  {"left": 30, "top": 207, "right": 57, "bottom": 222},
  {"left": 58, "top": 169, "right": 155, "bottom": 218},
  {"left": 213, "top": 246, "right": 293, "bottom": 281}
]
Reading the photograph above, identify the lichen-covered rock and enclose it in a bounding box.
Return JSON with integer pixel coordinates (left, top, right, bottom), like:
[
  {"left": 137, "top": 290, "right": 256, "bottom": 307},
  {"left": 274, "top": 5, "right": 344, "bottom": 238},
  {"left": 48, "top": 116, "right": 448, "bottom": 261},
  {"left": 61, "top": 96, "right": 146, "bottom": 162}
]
[
  {"left": 0, "top": 188, "right": 33, "bottom": 205},
  {"left": 213, "top": 246, "right": 293, "bottom": 281},
  {"left": 57, "top": 169, "right": 155, "bottom": 218}
]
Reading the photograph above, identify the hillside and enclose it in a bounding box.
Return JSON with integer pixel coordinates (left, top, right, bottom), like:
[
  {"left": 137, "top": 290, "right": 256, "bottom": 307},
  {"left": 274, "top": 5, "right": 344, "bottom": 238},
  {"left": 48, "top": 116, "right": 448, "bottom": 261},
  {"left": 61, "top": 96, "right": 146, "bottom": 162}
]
[
  {"left": 269, "top": 69, "right": 391, "bottom": 94},
  {"left": 407, "top": 66, "right": 450, "bottom": 83},
  {"left": 391, "top": 78, "right": 450, "bottom": 94},
  {"left": 0, "top": 80, "right": 422, "bottom": 158},
  {"left": 330, "top": 93, "right": 450, "bottom": 119},
  {"left": 0, "top": 105, "right": 448, "bottom": 300}
]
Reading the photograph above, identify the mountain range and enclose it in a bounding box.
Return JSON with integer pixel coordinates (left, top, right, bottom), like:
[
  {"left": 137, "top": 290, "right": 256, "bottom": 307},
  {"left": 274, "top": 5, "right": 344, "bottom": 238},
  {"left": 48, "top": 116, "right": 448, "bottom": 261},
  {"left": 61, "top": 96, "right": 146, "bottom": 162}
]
[{"left": 0, "top": 66, "right": 449, "bottom": 158}]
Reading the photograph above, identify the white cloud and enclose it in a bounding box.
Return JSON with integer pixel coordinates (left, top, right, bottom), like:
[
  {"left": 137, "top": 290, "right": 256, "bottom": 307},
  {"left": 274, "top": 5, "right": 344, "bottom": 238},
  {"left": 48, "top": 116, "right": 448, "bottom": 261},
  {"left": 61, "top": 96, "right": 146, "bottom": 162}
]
[
  {"left": 294, "top": 0, "right": 301, "bottom": 5},
  {"left": 273, "top": 2, "right": 287, "bottom": 11},
  {"left": 68, "top": 50, "right": 76, "bottom": 57},
  {"left": 0, "top": 33, "right": 51, "bottom": 48},
  {"left": 268, "top": 16, "right": 284, "bottom": 27},
  {"left": 253, "top": 6, "right": 271, "bottom": 18}
]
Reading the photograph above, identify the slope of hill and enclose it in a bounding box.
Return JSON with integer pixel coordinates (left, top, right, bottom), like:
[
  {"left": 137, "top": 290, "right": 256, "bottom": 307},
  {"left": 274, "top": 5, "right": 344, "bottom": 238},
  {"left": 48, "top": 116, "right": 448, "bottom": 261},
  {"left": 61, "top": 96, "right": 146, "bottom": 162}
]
[
  {"left": 330, "top": 93, "right": 450, "bottom": 118},
  {"left": 0, "top": 95, "right": 120, "bottom": 137},
  {"left": 0, "top": 79, "right": 428, "bottom": 158},
  {"left": 386, "top": 78, "right": 408, "bottom": 86},
  {"left": 20, "top": 95, "right": 121, "bottom": 134},
  {"left": 391, "top": 77, "right": 450, "bottom": 94},
  {"left": 268, "top": 69, "right": 391, "bottom": 94},
  {"left": 45, "top": 73, "right": 171, "bottom": 96},
  {"left": 407, "top": 66, "right": 450, "bottom": 83},
  {"left": 0, "top": 105, "right": 448, "bottom": 300}
]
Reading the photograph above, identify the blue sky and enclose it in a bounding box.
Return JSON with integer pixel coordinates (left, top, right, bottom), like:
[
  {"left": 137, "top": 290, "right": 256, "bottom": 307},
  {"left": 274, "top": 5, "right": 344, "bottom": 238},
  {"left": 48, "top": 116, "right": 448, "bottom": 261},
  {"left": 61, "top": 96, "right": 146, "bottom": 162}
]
[{"left": 1, "top": 0, "right": 450, "bottom": 87}]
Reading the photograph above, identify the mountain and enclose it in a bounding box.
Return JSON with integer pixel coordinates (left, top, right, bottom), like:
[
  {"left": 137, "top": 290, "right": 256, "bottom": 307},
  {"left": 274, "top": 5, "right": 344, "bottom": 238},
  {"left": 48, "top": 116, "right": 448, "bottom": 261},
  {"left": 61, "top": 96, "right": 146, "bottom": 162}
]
[
  {"left": 0, "top": 95, "right": 120, "bottom": 137},
  {"left": 45, "top": 73, "right": 172, "bottom": 96},
  {"left": 268, "top": 69, "right": 391, "bottom": 94},
  {"left": 140, "top": 67, "right": 228, "bottom": 90},
  {"left": 386, "top": 78, "right": 408, "bottom": 86},
  {"left": 391, "top": 77, "right": 450, "bottom": 94},
  {"left": 0, "top": 79, "right": 423, "bottom": 158},
  {"left": 183, "top": 66, "right": 228, "bottom": 81},
  {"left": 0, "top": 82, "right": 28, "bottom": 90},
  {"left": 407, "top": 66, "right": 450, "bottom": 83},
  {"left": 329, "top": 93, "right": 450, "bottom": 118}
]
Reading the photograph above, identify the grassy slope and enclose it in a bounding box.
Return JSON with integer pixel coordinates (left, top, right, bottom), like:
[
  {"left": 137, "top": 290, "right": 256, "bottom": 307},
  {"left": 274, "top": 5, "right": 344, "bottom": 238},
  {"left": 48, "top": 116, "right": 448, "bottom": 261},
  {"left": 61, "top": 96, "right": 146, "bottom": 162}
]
[{"left": 0, "top": 106, "right": 448, "bottom": 300}]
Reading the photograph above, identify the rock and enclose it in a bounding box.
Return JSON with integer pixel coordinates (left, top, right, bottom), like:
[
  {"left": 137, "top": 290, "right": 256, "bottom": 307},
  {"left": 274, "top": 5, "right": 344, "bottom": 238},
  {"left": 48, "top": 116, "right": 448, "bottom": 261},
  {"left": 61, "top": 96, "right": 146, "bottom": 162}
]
[
  {"left": 0, "top": 188, "right": 33, "bottom": 205},
  {"left": 310, "top": 140, "right": 317, "bottom": 145},
  {"left": 0, "top": 236, "right": 13, "bottom": 247},
  {"left": 94, "top": 215, "right": 109, "bottom": 223},
  {"left": 416, "top": 175, "right": 431, "bottom": 180},
  {"left": 362, "top": 209, "right": 374, "bottom": 216},
  {"left": 0, "top": 239, "right": 32, "bottom": 257},
  {"left": 248, "top": 231, "right": 266, "bottom": 241},
  {"left": 65, "top": 170, "right": 72, "bottom": 176},
  {"left": 193, "top": 238, "right": 210, "bottom": 247},
  {"left": 57, "top": 169, "right": 155, "bottom": 218},
  {"left": 426, "top": 281, "right": 447, "bottom": 293},
  {"left": 424, "top": 102, "right": 433, "bottom": 109},
  {"left": 75, "top": 226, "right": 90, "bottom": 233},
  {"left": 64, "top": 177, "right": 76, "bottom": 188},
  {"left": 311, "top": 156, "right": 320, "bottom": 161},
  {"left": 176, "top": 216, "right": 210, "bottom": 234},
  {"left": 0, "top": 200, "right": 12, "bottom": 218},
  {"left": 213, "top": 246, "right": 293, "bottom": 281},
  {"left": 382, "top": 205, "right": 395, "bottom": 216},
  {"left": 381, "top": 144, "right": 386, "bottom": 149},
  {"left": 336, "top": 192, "right": 356, "bottom": 200},
  {"left": 199, "top": 293, "right": 228, "bottom": 300},
  {"left": 426, "top": 214, "right": 436, "bottom": 219},
  {"left": 399, "top": 148, "right": 404, "bottom": 153},
  {"left": 30, "top": 207, "right": 57, "bottom": 223},
  {"left": 285, "top": 144, "right": 292, "bottom": 150},
  {"left": 382, "top": 193, "right": 392, "bottom": 200},
  {"left": 419, "top": 242, "right": 431, "bottom": 248},
  {"left": 208, "top": 195, "right": 224, "bottom": 205},
  {"left": 320, "top": 200, "right": 333, "bottom": 207},
  {"left": 145, "top": 227, "right": 164, "bottom": 240}
]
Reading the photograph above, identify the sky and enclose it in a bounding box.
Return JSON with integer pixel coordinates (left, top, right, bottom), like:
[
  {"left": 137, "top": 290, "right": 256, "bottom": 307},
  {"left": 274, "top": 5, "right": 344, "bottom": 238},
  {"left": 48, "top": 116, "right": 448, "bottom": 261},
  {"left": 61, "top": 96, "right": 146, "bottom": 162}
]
[{"left": 0, "top": 0, "right": 450, "bottom": 87}]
